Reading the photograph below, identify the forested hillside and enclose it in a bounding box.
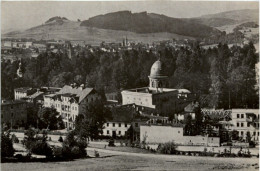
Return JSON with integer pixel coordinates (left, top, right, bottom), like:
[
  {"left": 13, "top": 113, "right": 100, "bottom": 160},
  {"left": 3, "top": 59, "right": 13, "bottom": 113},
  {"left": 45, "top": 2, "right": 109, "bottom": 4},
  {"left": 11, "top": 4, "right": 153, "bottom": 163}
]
[{"left": 1, "top": 42, "right": 258, "bottom": 109}]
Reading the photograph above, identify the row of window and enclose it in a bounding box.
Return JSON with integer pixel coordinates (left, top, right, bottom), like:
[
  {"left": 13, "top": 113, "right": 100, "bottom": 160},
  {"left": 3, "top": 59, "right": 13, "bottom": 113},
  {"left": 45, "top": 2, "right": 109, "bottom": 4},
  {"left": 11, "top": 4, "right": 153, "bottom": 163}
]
[
  {"left": 237, "top": 122, "right": 259, "bottom": 128},
  {"left": 239, "top": 131, "right": 259, "bottom": 136},
  {"left": 106, "top": 123, "right": 139, "bottom": 127},
  {"left": 106, "top": 130, "right": 127, "bottom": 135}
]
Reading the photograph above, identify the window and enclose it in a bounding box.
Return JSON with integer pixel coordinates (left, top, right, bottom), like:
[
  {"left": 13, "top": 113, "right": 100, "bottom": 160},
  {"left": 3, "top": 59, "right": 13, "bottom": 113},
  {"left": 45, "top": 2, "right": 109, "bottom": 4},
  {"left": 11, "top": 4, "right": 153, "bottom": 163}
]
[
  {"left": 119, "top": 123, "right": 121, "bottom": 127},
  {"left": 237, "top": 123, "right": 239, "bottom": 127},
  {"left": 258, "top": 132, "right": 259, "bottom": 136},
  {"left": 75, "top": 107, "right": 77, "bottom": 111},
  {"left": 119, "top": 131, "right": 121, "bottom": 135},
  {"left": 1, "top": 114, "right": 3, "bottom": 118},
  {"left": 253, "top": 132, "right": 256, "bottom": 136},
  {"left": 178, "top": 131, "right": 180, "bottom": 134},
  {"left": 135, "top": 123, "right": 138, "bottom": 127},
  {"left": 247, "top": 123, "right": 250, "bottom": 127},
  {"left": 113, "top": 123, "right": 115, "bottom": 127},
  {"left": 241, "top": 131, "right": 244, "bottom": 136},
  {"left": 241, "top": 114, "right": 244, "bottom": 118},
  {"left": 107, "top": 123, "right": 109, "bottom": 127},
  {"left": 237, "top": 114, "right": 240, "bottom": 118},
  {"left": 125, "top": 123, "right": 127, "bottom": 127},
  {"left": 11, "top": 113, "right": 13, "bottom": 117},
  {"left": 241, "top": 123, "right": 244, "bottom": 127},
  {"left": 107, "top": 130, "right": 109, "bottom": 134}
]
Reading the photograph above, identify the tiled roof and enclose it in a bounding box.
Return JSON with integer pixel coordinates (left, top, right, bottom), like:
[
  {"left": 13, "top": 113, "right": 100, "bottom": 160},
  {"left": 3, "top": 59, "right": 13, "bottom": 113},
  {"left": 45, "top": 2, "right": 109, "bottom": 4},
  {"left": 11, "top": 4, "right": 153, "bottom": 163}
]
[
  {"left": 109, "top": 105, "right": 135, "bottom": 122},
  {"left": 14, "top": 87, "right": 32, "bottom": 92},
  {"left": 27, "top": 91, "right": 44, "bottom": 99},
  {"left": 57, "top": 85, "right": 94, "bottom": 103}
]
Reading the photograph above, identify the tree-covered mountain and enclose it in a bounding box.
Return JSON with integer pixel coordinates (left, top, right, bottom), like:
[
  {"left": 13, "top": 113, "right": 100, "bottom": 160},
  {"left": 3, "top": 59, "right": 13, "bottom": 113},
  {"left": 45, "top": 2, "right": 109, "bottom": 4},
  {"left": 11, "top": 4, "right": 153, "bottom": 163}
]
[{"left": 80, "top": 11, "right": 221, "bottom": 38}]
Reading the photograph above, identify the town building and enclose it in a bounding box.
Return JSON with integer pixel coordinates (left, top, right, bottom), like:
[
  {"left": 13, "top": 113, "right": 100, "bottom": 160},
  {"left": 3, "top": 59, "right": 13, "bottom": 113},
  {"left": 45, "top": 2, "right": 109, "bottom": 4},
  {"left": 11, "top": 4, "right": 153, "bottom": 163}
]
[
  {"left": 1, "top": 100, "right": 27, "bottom": 128},
  {"left": 43, "top": 84, "right": 101, "bottom": 130},
  {"left": 102, "top": 105, "right": 134, "bottom": 138},
  {"left": 231, "top": 109, "right": 259, "bottom": 142},
  {"left": 140, "top": 125, "right": 220, "bottom": 147},
  {"left": 121, "top": 59, "right": 193, "bottom": 113},
  {"left": 14, "top": 87, "right": 37, "bottom": 100}
]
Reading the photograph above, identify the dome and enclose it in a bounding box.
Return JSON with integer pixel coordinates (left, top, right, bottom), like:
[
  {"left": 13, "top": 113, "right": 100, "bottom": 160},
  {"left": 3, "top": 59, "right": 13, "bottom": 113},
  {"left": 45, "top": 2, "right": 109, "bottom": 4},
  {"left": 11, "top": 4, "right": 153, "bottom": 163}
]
[{"left": 149, "top": 60, "right": 166, "bottom": 78}]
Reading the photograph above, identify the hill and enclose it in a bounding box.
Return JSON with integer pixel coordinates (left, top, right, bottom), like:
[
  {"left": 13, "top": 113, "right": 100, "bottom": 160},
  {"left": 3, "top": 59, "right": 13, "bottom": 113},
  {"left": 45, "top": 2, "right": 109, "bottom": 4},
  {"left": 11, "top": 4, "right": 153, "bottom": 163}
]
[
  {"left": 200, "top": 9, "right": 259, "bottom": 24},
  {"left": 3, "top": 19, "right": 194, "bottom": 45},
  {"left": 80, "top": 11, "right": 221, "bottom": 38}
]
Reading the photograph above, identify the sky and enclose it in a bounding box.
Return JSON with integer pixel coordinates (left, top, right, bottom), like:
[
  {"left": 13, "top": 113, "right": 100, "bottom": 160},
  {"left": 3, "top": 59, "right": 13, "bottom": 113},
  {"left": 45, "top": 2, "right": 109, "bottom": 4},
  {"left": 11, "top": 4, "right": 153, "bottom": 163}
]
[{"left": 1, "top": 1, "right": 259, "bottom": 32}]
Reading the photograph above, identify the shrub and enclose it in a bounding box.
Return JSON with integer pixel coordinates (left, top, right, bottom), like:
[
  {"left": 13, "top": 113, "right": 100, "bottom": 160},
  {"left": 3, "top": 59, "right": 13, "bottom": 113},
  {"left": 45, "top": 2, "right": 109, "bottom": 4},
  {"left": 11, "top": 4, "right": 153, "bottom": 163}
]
[
  {"left": 31, "top": 141, "right": 53, "bottom": 158},
  {"left": 60, "top": 131, "right": 87, "bottom": 159},
  {"left": 52, "top": 146, "right": 63, "bottom": 158},
  {"left": 1, "top": 131, "right": 15, "bottom": 158},
  {"left": 11, "top": 134, "right": 19, "bottom": 143},
  {"left": 157, "top": 142, "right": 177, "bottom": 154},
  {"left": 108, "top": 138, "right": 115, "bottom": 147},
  {"left": 58, "top": 136, "right": 63, "bottom": 142}
]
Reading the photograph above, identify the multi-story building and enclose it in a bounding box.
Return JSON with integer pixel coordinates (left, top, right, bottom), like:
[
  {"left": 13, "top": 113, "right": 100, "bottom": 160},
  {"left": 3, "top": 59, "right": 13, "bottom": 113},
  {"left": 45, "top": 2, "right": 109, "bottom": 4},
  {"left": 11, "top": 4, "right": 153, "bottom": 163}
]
[
  {"left": 1, "top": 100, "right": 27, "bottom": 128},
  {"left": 43, "top": 84, "right": 101, "bottom": 130},
  {"left": 121, "top": 59, "right": 193, "bottom": 113},
  {"left": 231, "top": 109, "right": 259, "bottom": 143},
  {"left": 14, "top": 87, "right": 37, "bottom": 100}
]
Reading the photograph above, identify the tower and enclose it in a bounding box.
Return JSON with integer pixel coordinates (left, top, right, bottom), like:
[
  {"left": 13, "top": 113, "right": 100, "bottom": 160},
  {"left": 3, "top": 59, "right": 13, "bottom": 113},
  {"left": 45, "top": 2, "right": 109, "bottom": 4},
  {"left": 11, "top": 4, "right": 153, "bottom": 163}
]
[
  {"left": 17, "top": 60, "right": 23, "bottom": 78},
  {"left": 148, "top": 59, "right": 168, "bottom": 92}
]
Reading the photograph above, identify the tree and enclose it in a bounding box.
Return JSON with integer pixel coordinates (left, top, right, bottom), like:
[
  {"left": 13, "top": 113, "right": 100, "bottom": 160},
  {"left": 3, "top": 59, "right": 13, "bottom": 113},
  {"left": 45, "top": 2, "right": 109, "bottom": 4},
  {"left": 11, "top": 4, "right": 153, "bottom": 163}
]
[
  {"left": 184, "top": 115, "right": 193, "bottom": 135},
  {"left": 74, "top": 100, "right": 111, "bottom": 140},
  {"left": 1, "top": 130, "right": 15, "bottom": 158},
  {"left": 38, "top": 107, "right": 64, "bottom": 130}
]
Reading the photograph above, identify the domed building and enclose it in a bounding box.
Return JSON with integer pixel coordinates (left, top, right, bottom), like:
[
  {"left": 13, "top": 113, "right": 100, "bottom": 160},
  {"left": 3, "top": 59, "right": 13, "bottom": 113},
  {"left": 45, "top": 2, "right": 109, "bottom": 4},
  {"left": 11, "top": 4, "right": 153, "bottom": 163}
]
[
  {"left": 121, "top": 59, "right": 192, "bottom": 112},
  {"left": 148, "top": 59, "right": 168, "bottom": 91}
]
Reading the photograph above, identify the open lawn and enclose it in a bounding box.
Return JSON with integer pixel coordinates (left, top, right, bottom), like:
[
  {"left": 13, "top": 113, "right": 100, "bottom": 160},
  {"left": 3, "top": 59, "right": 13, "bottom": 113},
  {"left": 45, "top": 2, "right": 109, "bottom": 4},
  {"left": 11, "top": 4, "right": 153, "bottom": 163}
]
[{"left": 2, "top": 147, "right": 259, "bottom": 171}]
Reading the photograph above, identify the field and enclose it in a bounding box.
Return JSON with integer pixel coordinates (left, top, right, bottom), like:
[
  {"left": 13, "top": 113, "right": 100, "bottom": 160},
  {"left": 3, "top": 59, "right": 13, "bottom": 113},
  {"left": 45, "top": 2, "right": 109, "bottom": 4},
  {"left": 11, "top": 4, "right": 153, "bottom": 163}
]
[
  {"left": 2, "top": 21, "right": 194, "bottom": 45},
  {"left": 2, "top": 147, "right": 259, "bottom": 171},
  {"left": 3, "top": 132, "right": 259, "bottom": 170}
]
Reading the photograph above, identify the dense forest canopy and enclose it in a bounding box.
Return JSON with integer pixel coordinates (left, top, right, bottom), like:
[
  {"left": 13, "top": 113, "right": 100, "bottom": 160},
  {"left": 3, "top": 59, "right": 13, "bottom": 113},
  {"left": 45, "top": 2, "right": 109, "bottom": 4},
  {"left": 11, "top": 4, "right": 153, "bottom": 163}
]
[{"left": 1, "top": 42, "right": 258, "bottom": 109}]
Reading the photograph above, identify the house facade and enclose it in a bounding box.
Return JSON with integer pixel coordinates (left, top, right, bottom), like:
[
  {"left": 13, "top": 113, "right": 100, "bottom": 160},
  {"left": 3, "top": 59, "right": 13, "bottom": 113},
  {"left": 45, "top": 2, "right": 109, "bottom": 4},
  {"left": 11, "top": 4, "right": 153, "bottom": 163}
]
[
  {"left": 43, "top": 85, "right": 101, "bottom": 130},
  {"left": 14, "top": 87, "right": 37, "bottom": 100},
  {"left": 231, "top": 109, "right": 259, "bottom": 142}
]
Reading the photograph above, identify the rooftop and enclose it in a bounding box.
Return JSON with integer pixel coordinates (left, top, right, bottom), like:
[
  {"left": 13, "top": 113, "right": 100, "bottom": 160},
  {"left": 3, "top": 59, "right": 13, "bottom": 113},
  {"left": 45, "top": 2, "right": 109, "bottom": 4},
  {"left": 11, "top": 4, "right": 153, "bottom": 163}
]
[{"left": 57, "top": 85, "right": 94, "bottom": 103}]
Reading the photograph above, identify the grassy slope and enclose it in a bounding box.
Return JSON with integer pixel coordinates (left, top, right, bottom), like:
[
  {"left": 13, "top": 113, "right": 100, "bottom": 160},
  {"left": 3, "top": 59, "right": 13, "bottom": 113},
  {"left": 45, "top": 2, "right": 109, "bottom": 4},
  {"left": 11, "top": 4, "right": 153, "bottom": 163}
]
[{"left": 2, "top": 20, "right": 194, "bottom": 45}]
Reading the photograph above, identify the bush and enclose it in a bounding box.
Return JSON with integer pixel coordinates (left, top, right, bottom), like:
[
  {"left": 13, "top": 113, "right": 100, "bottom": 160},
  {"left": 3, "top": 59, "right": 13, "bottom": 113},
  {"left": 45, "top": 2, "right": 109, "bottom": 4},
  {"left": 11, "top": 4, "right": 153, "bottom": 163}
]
[
  {"left": 31, "top": 141, "right": 53, "bottom": 158},
  {"left": 11, "top": 134, "right": 19, "bottom": 143},
  {"left": 157, "top": 142, "right": 177, "bottom": 154},
  {"left": 58, "top": 136, "right": 63, "bottom": 142},
  {"left": 60, "top": 131, "right": 87, "bottom": 159},
  {"left": 52, "top": 146, "right": 63, "bottom": 158},
  {"left": 1, "top": 131, "right": 15, "bottom": 158},
  {"left": 108, "top": 138, "right": 115, "bottom": 147}
]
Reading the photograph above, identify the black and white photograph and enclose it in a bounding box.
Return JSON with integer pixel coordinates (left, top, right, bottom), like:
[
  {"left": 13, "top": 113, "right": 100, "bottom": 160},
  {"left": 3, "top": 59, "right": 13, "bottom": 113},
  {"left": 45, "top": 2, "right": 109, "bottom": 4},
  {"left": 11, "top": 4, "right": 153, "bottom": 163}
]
[{"left": 1, "top": 1, "right": 259, "bottom": 170}]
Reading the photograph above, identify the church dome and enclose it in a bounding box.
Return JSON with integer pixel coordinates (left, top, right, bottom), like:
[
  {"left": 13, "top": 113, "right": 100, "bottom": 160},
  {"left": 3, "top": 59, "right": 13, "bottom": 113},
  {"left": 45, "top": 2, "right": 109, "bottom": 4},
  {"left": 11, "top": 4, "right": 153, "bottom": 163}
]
[{"left": 150, "top": 60, "right": 166, "bottom": 78}]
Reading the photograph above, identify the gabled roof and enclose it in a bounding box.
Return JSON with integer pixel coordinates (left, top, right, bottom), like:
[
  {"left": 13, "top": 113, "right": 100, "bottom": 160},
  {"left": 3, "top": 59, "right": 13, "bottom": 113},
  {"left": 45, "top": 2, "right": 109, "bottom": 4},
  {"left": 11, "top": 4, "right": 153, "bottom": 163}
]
[
  {"left": 27, "top": 91, "right": 44, "bottom": 99},
  {"left": 57, "top": 85, "right": 94, "bottom": 103},
  {"left": 109, "top": 105, "right": 135, "bottom": 123}
]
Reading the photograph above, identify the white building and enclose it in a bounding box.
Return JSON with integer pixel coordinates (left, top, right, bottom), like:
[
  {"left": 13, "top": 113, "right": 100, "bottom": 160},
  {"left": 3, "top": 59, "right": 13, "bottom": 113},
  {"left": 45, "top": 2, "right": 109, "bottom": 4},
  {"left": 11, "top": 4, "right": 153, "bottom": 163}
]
[
  {"left": 43, "top": 85, "right": 101, "bottom": 129},
  {"left": 231, "top": 109, "right": 259, "bottom": 142},
  {"left": 14, "top": 87, "right": 36, "bottom": 100},
  {"left": 140, "top": 125, "right": 220, "bottom": 147},
  {"left": 121, "top": 59, "right": 193, "bottom": 113}
]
